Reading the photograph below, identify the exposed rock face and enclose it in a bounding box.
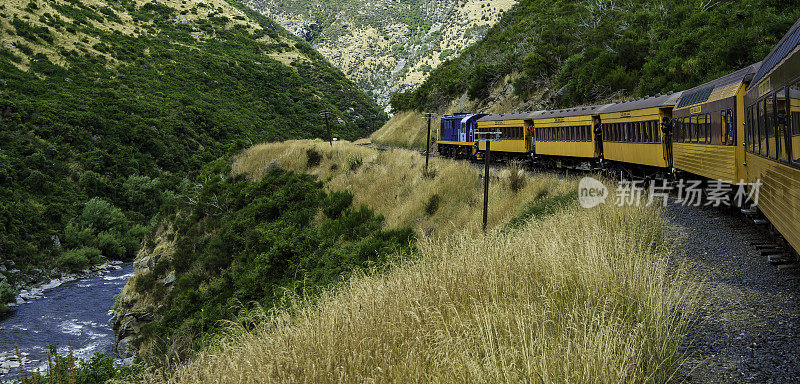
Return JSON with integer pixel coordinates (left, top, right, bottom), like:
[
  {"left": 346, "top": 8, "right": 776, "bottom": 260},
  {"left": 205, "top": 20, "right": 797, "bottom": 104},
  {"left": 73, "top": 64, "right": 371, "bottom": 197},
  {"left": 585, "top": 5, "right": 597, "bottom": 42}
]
[
  {"left": 110, "top": 311, "right": 154, "bottom": 358},
  {"left": 294, "top": 23, "right": 320, "bottom": 41},
  {"left": 111, "top": 225, "right": 177, "bottom": 359}
]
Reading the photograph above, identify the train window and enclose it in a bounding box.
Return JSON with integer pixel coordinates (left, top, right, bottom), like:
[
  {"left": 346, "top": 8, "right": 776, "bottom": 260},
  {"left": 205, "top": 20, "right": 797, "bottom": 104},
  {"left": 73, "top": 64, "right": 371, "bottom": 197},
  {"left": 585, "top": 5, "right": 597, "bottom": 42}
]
[
  {"left": 757, "top": 101, "right": 764, "bottom": 155},
  {"left": 642, "top": 122, "right": 649, "bottom": 143},
  {"left": 745, "top": 107, "right": 751, "bottom": 151},
  {"left": 776, "top": 89, "right": 789, "bottom": 162},
  {"left": 675, "top": 119, "right": 683, "bottom": 143},
  {"left": 706, "top": 114, "right": 712, "bottom": 144},
  {"left": 696, "top": 115, "right": 704, "bottom": 143},
  {"left": 751, "top": 106, "right": 757, "bottom": 151},
  {"left": 721, "top": 111, "right": 728, "bottom": 145},
  {"left": 654, "top": 120, "right": 660, "bottom": 142},
  {"left": 636, "top": 122, "right": 641, "bottom": 142},
  {"left": 698, "top": 114, "right": 707, "bottom": 143},
  {"left": 775, "top": 88, "right": 790, "bottom": 162},
  {"left": 791, "top": 81, "right": 800, "bottom": 164},
  {"left": 766, "top": 96, "right": 776, "bottom": 158},
  {"left": 637, "top": 122, "right": 644, "bottom": 142}
]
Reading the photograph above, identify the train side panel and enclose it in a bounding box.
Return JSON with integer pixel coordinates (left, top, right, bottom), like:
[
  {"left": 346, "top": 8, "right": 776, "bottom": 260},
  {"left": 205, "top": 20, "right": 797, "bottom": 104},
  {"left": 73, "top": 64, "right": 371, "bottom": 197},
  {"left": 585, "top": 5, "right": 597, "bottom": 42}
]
[
  {"left": 476, "top": 118, "right": 532, "bottom": 154},
  {"left": 746, "top": 155, "right": 800, "bottom": 253},
  {"left": 600, "top": 105, "right": 674, "bottom": 169},
  {"left": 534, "top": 115, "right": 598, "bottom": 158}
]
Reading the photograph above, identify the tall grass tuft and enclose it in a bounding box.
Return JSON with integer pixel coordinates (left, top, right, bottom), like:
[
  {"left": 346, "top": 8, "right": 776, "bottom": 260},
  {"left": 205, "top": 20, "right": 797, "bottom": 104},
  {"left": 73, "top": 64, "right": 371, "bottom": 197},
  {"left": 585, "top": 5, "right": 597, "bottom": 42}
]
[
  {"left": 507, "top": 160, "right": 526, "bottom": 193},
  {"left": 154, "top": 202, "right": 695, "bottom": 383}
]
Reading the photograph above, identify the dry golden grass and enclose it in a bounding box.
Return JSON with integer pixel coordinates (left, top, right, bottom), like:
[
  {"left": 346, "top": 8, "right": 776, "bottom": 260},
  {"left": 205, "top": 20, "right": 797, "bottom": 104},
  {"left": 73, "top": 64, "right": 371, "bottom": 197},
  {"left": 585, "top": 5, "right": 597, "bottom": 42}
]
[
  {"left": 152, "top": 201, "right": 693, "bottom": 383},
  {"left": 139, "top": 140, "right": 695, "bottom": 383},
  {"left": 231, "top": 140, "right": 573, "bottom": 237},
  {"left": 369, "top": 111, "right": 431, "bottom": 150}
]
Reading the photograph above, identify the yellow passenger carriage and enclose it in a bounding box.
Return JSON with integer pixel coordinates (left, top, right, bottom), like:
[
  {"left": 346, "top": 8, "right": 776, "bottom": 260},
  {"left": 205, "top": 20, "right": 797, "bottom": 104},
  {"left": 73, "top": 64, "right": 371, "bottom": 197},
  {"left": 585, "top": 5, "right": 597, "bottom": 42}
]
[
  {"left": 672, "top": 63, "right": 761, "bottom": 183},
  {"left": 598, "top": 93, "right": 682, "bottom": 174},
  {"left": 531, "top": 106, "right": 607, "bottom": 169},
  {"left": 475, "top": 112, "right": 538, "bottom": 162},
  {"left": 743, "top": 17, "right": 800, "bottom": 257}
]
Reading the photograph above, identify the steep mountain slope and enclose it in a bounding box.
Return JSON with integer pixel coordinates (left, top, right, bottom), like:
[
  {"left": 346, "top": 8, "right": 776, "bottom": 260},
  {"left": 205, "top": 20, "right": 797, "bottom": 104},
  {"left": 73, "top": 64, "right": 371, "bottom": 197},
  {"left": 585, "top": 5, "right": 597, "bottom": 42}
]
[
  {"left": 242, "top": 0, "right": 517, "bottom": 107},
  {"left": 390, "top": 0, "right": 800, "bottom": 114},
  {"left": 0, "top": 0, "right": 385, "bottom": 308}
]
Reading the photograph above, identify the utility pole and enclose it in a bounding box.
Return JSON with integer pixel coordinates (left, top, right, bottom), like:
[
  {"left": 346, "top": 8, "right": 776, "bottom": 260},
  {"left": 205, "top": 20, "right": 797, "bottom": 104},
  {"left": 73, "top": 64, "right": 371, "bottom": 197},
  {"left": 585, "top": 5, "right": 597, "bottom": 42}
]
[
  {"left": 483, "top": 139, "right": 490, "bottom": 233},
  {"left": 320, "top": 111, "right": 332, "bottom": 146},
  {"left": 423, "top": 113, "right": 436, "bottom": 175},
  {"left": 475, "top": 128, "right": 501, "bottom": 234}
]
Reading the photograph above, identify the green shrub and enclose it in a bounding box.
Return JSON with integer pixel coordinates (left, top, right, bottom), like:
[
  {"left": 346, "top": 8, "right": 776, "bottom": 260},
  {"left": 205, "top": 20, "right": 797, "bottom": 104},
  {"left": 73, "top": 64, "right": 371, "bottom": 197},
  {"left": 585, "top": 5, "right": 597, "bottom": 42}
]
[
  {"left": 0, "top": 280, "right": 16, "bottom": 305},
  {"left": 322, "top": 190, "right": 353, "bottom": 219},
  {"left": 58, "top": 247, "right": 101, "bottom": 272},
  {"left": 347, "top": 155, "right": 363, "bottom": 171},
  {"left": 424, "top": 194, "right": 440, "bottom": 216},
  {"left": 134, "top": 272, "right": 156, "bottom": 294},
  {"left": 306, "top": 148, "right": 323, "bottom": 168}
]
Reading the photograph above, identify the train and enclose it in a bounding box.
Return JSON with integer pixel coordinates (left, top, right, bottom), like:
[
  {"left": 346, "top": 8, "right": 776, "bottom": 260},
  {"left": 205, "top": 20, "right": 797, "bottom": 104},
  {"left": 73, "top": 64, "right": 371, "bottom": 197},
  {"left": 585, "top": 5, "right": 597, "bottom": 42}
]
[{"left": 435, "top": 17, "right": 800, "bottom": 259}]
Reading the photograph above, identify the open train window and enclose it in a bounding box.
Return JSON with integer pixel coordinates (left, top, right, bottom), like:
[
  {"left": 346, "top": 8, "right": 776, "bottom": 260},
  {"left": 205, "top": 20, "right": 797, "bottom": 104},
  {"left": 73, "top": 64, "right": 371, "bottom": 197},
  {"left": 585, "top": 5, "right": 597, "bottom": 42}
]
[
  {"left": 675, "top": 118, "right": 683, "bottom": 143},
  {"left": 791, "top": 80, "right": 800, "bottom": 165},
  {"left": 776, "top": 88, "right": 789, "bottom": 162}
]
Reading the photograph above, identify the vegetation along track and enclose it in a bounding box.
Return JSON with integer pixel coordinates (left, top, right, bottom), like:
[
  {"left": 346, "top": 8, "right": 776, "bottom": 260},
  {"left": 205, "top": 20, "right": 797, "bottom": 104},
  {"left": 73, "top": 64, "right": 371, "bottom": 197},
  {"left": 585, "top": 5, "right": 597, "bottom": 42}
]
[{"left": 389, "top": 140, "right": 800, "bottom": 383}]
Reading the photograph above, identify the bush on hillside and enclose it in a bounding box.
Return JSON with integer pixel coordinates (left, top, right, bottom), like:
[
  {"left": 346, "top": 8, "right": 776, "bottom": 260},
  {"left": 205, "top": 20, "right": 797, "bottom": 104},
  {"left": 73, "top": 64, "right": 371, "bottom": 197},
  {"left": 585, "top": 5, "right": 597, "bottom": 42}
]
[
  {"left": 0, "top": 280, "right": 16, "bottom": 305},
  {"left": 58, "top": 247, "right": 102, "bottom": 273},
  {"left": 138, "top": 166, "right": 414, "bottom": 362}
]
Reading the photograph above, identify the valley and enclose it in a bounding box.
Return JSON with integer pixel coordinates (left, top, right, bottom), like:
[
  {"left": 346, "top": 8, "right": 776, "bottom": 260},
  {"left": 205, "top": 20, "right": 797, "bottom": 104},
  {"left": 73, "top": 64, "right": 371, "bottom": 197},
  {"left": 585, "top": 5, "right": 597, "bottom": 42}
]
[{"left": 242, "top": 0, "right": 516, "bottom": 107}]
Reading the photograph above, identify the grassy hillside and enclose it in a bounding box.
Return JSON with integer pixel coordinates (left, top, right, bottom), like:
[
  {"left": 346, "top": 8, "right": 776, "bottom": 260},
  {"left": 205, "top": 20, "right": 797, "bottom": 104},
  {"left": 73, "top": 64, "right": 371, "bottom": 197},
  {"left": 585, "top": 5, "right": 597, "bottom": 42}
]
[
  {"left": 391, "top": 0, "right": 800, "bottom": 112},
  {"left": 113, "top": 140, "right": 572, "bottom": 362},
  {"left": 0, "top": 0, "right": 385, "bottom": 309},
  {"left": 143, "top": 143, "right": 695, "bottom": 383},
  {"left": 242, "top": 0, "right": 516, "bottom": 106}
]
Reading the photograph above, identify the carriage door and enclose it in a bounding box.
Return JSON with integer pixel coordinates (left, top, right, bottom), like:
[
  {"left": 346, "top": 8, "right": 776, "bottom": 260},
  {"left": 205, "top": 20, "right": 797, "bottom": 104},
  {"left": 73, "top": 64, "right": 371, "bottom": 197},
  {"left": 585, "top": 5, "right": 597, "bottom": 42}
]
[{"left": 593, "top": 115, "right": 603, "bottom": 158}]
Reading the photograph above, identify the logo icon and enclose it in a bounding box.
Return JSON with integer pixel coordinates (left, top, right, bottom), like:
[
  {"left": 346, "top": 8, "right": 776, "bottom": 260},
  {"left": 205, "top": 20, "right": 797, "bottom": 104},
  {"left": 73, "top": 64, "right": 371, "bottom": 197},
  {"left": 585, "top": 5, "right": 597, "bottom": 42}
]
[{"left": 578, "top": 177, "right": 608, "bottom": 209}]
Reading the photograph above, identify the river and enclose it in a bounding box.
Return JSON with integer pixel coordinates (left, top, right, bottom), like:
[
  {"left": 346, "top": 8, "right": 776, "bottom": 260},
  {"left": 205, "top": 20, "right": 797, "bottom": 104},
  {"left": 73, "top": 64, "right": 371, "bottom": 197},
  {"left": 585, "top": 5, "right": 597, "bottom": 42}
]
[{"left": 0, "top": 263, "right": 134, "bottom": 381}]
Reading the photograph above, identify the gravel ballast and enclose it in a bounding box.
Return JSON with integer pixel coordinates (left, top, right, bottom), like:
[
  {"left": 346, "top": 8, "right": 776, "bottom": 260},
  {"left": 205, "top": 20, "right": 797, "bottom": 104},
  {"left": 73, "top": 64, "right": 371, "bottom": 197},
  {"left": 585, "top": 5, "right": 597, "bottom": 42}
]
[{"left": 666, "top": 202, "right": 800, "bottom": 383}]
